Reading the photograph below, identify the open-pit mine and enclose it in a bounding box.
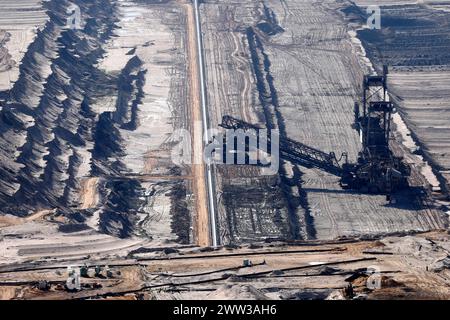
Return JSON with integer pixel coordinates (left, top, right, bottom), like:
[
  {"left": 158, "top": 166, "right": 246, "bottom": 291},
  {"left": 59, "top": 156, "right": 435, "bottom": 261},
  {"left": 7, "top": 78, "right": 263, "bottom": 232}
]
[{"left": 0, "top": 0, "right": 449, "bottom": 301}]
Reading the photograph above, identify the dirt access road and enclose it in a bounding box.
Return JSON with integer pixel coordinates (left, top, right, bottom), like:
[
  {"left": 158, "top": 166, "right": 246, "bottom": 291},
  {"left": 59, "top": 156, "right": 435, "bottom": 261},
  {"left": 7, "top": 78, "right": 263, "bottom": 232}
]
[{"left": 184, "top": 2, "right": 210, "bottom": 247}]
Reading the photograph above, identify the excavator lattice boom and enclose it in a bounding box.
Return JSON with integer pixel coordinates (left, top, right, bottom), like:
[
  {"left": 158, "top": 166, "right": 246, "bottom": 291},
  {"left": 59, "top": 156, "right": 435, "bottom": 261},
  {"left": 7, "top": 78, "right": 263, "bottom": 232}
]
[{"left": 219, "top": 67, "right": 411, "bottom": 196}]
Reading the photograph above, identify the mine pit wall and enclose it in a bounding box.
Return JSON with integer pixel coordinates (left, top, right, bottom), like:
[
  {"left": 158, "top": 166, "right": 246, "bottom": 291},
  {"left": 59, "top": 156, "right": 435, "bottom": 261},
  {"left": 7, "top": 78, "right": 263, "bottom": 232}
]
[
  {"left": 0, "top": 0, "right": 119, "bottom": 215},
  {"left": 90, "top": 1, "right": 192, "bottom": 242},
  {"left": 0, "top": 0, "right": 193, "bottom": 243},
  {"left": 0, "top": 0, "right": 154, "bottom": 238},
  {"left": 342, "top": 2, "right": 450, "bottom": 197}
]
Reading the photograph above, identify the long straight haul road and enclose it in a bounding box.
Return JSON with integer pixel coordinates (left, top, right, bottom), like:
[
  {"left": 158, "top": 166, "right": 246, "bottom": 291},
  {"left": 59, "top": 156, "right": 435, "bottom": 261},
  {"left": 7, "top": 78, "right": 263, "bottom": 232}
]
[{"left": 186, "top": 0, "right": 218, "bottom": 247}]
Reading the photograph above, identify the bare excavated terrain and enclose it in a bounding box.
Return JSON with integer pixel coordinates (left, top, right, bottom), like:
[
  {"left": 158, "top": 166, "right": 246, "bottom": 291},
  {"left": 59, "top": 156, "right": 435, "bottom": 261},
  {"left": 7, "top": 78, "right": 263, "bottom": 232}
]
[
  {"left": 201, "top": 0, "right": 447, "bottom": 244},
  {"left": 0, "top": 0, "right": 194, "bottom": 244},
  {"left": 1, "top": 231, "right": 450, "bottom": 300},
  {"left": 0, "top": 0, "right": 48, "bottom": 91},
  {"left": 0, "top": 0, "right": 449, "bottom": 300},
  {"left": 344, "top": 0, "right": 450, "bottom": 195}
]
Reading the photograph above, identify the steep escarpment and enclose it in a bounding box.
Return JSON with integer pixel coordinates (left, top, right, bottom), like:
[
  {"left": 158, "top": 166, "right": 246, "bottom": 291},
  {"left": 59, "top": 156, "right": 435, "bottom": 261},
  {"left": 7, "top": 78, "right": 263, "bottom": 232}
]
[
  {"left": 0, "top": 0, "right": 188, "bottom": 241},
  {"left": 0, "top": 0, "right": 120, "bottom": 216},
  {"left": 113, "top": 56, "right": 146, "bottom": 131}
]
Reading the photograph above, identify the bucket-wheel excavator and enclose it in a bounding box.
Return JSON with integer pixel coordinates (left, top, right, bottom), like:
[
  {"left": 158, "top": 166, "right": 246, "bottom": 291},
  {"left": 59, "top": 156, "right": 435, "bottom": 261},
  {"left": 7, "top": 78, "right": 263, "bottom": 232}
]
[{"left": 219, "top": 68, "right": 411, "bottom": 196}]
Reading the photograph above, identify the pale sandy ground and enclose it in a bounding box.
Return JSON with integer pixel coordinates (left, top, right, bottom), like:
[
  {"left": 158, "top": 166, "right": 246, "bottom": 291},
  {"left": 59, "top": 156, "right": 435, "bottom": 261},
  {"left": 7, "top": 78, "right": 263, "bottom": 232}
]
[
  {"left": 200, "top": 0, "right": 447, "bottom": 242},
  {"left": 0, "top": 220, "right": 151, "bottom": 265},
  {"left": 96, "top": 0, "right": 210, "bottom": 246},
  {"left": 0, "top": 0, "right": 48, "bottom": 91},
  {"left": 389, "top": 70, "right": 450, "bottom": 190},
  {"left": 97, "top": 0, "right": 180, "bottom": 175},
  {"left": 0, "top": 0, "right": 191, "bottom": 250},
  {"left": 0, "top": 210, "right": 54, "bottom": 228},
  {"left": 0, "top": 230, "right": 449, "bottom": 300},
  {"left": 79, "top": 178, "right": 100, "bottom": 210},
  {"left": 90, "top": 0, "right": 191, "bottom": 242}
]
